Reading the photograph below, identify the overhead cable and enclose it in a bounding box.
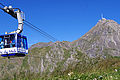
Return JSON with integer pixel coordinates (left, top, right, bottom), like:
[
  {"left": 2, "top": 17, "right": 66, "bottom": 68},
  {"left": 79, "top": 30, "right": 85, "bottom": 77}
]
[
  {"left": 0, "top": 3, "right": 5, "bottom": 7},
  {"left": 24, "top": 22, "right": 58, "bottom": 42},
  {"left": 24, "top": 22, "right": 53, "bottom": 41},
  {"left": 24, "top": 20, "right": 59, "bottom": 42}
]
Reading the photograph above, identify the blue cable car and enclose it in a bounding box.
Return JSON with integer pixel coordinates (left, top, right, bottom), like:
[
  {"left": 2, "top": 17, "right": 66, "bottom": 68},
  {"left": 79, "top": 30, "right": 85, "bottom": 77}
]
[
  {"left": 0, "top": 5, "right": 28, "bottom": 58},
  {"left": 0, "top": 33, "right": 28, "bottom": 58}
]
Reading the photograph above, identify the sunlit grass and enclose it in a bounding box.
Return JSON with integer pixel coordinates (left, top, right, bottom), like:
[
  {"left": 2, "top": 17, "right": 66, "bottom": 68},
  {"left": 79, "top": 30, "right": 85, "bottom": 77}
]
[{"left": 10, "top": 57, "right": 120, "bottom": 80}]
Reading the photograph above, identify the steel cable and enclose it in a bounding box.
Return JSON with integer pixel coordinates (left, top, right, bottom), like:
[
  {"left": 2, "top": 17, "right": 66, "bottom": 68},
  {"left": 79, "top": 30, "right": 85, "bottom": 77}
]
[
  {"left": 24, "top": 22, "right": 55, "bottom": 42},
  {"left": 24, "top": 20, "right": 59, "bottom": 42},
  {"left": 0, "top": 3, "right": 5, "bottom": 7}
]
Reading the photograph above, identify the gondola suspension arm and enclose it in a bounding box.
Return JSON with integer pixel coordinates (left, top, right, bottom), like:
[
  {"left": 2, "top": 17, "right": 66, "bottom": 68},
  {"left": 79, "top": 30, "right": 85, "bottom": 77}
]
[{"left": 1, "top": 5, "right": 24, "bottom": 34}]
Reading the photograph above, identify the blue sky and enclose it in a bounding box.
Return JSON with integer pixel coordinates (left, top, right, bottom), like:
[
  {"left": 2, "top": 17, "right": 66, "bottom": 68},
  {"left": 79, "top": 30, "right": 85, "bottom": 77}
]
[{"left": 0, "top": 0, "right": 120, "bottom": 47}]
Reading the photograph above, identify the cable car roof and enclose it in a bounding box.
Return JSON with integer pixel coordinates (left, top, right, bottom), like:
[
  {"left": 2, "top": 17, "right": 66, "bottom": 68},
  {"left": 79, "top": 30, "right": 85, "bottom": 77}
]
[{"left": 0, "top": 33, "right": 27, "bottom": 38}]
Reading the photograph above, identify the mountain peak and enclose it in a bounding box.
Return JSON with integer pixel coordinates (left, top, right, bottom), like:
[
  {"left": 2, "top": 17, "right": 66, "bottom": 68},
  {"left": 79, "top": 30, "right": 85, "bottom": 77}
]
[
  {"left": 73, "top": 19, "right": 120, "bottom": 57},
  {"left": 98, "top": 19, "right": 118, "bottom": 25}
]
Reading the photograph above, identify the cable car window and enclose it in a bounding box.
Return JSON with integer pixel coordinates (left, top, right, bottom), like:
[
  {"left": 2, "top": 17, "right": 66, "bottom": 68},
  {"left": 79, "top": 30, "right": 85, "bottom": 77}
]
[
  {"left": 21, "top": 37, "right": 23, "bottom": 48},
  {"left": 17, "top": 34, "right": 28, "bottom": 49},
  {"left": 0, "top": 37, "right": 4, "bottom": 49},
  {"left": 9, "top": 34, "right": 15, "bottom": 48},
  {"left": 4, "top": 35, "right": 9, "bottom": 48},
  {"left": 23, "top": 38, "right": 27, "bottom": 49},
  {"left": 17, "top": 35, "right": 21, "bottom": 48},
  {"left": 3, "top": 34, "right": 16, "bottom": 48}
]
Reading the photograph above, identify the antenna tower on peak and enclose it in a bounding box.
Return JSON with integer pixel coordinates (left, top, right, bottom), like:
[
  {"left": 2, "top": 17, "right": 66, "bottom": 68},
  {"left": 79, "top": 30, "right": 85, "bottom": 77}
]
[{"left": 101, "top": 13, "right": 106, "bottom": 20}]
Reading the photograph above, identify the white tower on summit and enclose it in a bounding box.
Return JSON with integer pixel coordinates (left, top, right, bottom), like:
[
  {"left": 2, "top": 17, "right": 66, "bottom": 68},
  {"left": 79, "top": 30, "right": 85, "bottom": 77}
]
[{"left": 101, "top": 14, "right": 106, "bottom": 20}]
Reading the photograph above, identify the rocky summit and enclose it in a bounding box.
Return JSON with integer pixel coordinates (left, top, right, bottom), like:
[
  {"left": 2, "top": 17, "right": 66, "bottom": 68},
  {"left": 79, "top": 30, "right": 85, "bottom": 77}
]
[
  {"left": 0, "top": 19, "right": 120, "bottom": 79},
  {"left": 72, "top": 19, "right": 120, "bottom": 57}
]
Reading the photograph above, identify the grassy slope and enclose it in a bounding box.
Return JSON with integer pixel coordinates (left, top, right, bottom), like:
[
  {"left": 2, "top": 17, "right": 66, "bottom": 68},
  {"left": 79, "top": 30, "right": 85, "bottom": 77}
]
[
  {"left": 47, "top": 57, "right": 120, "bottom": 80},
  {"left": 14, "top": 49, "right": 120, "bottom": 80},
  {"left": 1, "top": 46, "right": 120, "bottom": 80},
  {"left": 15, "top": 57, "right": 120, "bottom": 80}
]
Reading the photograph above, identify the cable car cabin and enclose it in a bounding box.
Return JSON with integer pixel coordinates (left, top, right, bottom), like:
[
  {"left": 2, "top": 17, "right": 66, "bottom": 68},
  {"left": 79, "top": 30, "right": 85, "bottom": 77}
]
[{"left": 0, "top": 33, "right": 28, "bottom": 58}]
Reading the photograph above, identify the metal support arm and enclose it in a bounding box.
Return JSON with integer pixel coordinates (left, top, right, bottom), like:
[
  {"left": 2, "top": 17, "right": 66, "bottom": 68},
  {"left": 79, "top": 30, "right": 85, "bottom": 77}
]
[{"left": 2, "top": 6, "right": 24, "bottom": 34}]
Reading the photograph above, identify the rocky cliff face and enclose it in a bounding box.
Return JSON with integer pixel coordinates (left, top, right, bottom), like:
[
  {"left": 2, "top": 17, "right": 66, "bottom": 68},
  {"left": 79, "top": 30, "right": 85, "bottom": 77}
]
[
  {"left": 72, "top": 19, "right": 120, "bottom": 57},
  {"left": 0, "top": 19, "right": 120, "bottom": 79}
]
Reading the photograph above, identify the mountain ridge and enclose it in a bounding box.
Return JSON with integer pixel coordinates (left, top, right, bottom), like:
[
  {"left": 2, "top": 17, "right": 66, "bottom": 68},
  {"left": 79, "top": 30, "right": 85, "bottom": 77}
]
[
  {"left": 30, "top": 19, "right": 120, "bottom": 57},
  {"left": 72, "top": 19, "right": 120, "bottom": 57}
]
